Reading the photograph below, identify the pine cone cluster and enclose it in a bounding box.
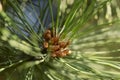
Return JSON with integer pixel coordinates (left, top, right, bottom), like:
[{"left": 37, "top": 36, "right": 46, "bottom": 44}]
[{"left": 43, "top": 29, "right": 70, "bottom": 57}]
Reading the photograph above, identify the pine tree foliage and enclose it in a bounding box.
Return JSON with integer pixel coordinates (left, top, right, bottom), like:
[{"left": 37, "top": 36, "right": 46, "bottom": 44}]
[{"left": 0, "top": 0, "right": 120, "bottom": 80}]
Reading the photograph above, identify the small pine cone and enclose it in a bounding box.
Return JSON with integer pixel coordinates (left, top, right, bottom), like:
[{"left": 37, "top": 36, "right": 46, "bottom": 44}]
[
  {"left": 59, "top": 42, "right": 66, "bottom": 48},
  {"left": 43, "top": 30, "right": 52, "bottom": 41},
  {"left": 51, "top": 50, "right": 60, "bottom": 57},
  {"left": 51, "top": 36, "right": 59, "bottom": 45},
  {"left": 51, "top": 45, "right": 60, "bottom": 51},
  {"left": 45, "top": 29, "right": 51, "bottom": 34},
  {"left": 43, "top": 41, "right": 49, "bottom": 48},
  {"left": 59, "top": 41, "right": 68, "bottom": 48}
]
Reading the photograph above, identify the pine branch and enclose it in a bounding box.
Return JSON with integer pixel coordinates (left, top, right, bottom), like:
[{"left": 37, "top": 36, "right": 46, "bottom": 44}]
[{"left": 0, "top": 0, "right": 120, "bottom": 80}]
